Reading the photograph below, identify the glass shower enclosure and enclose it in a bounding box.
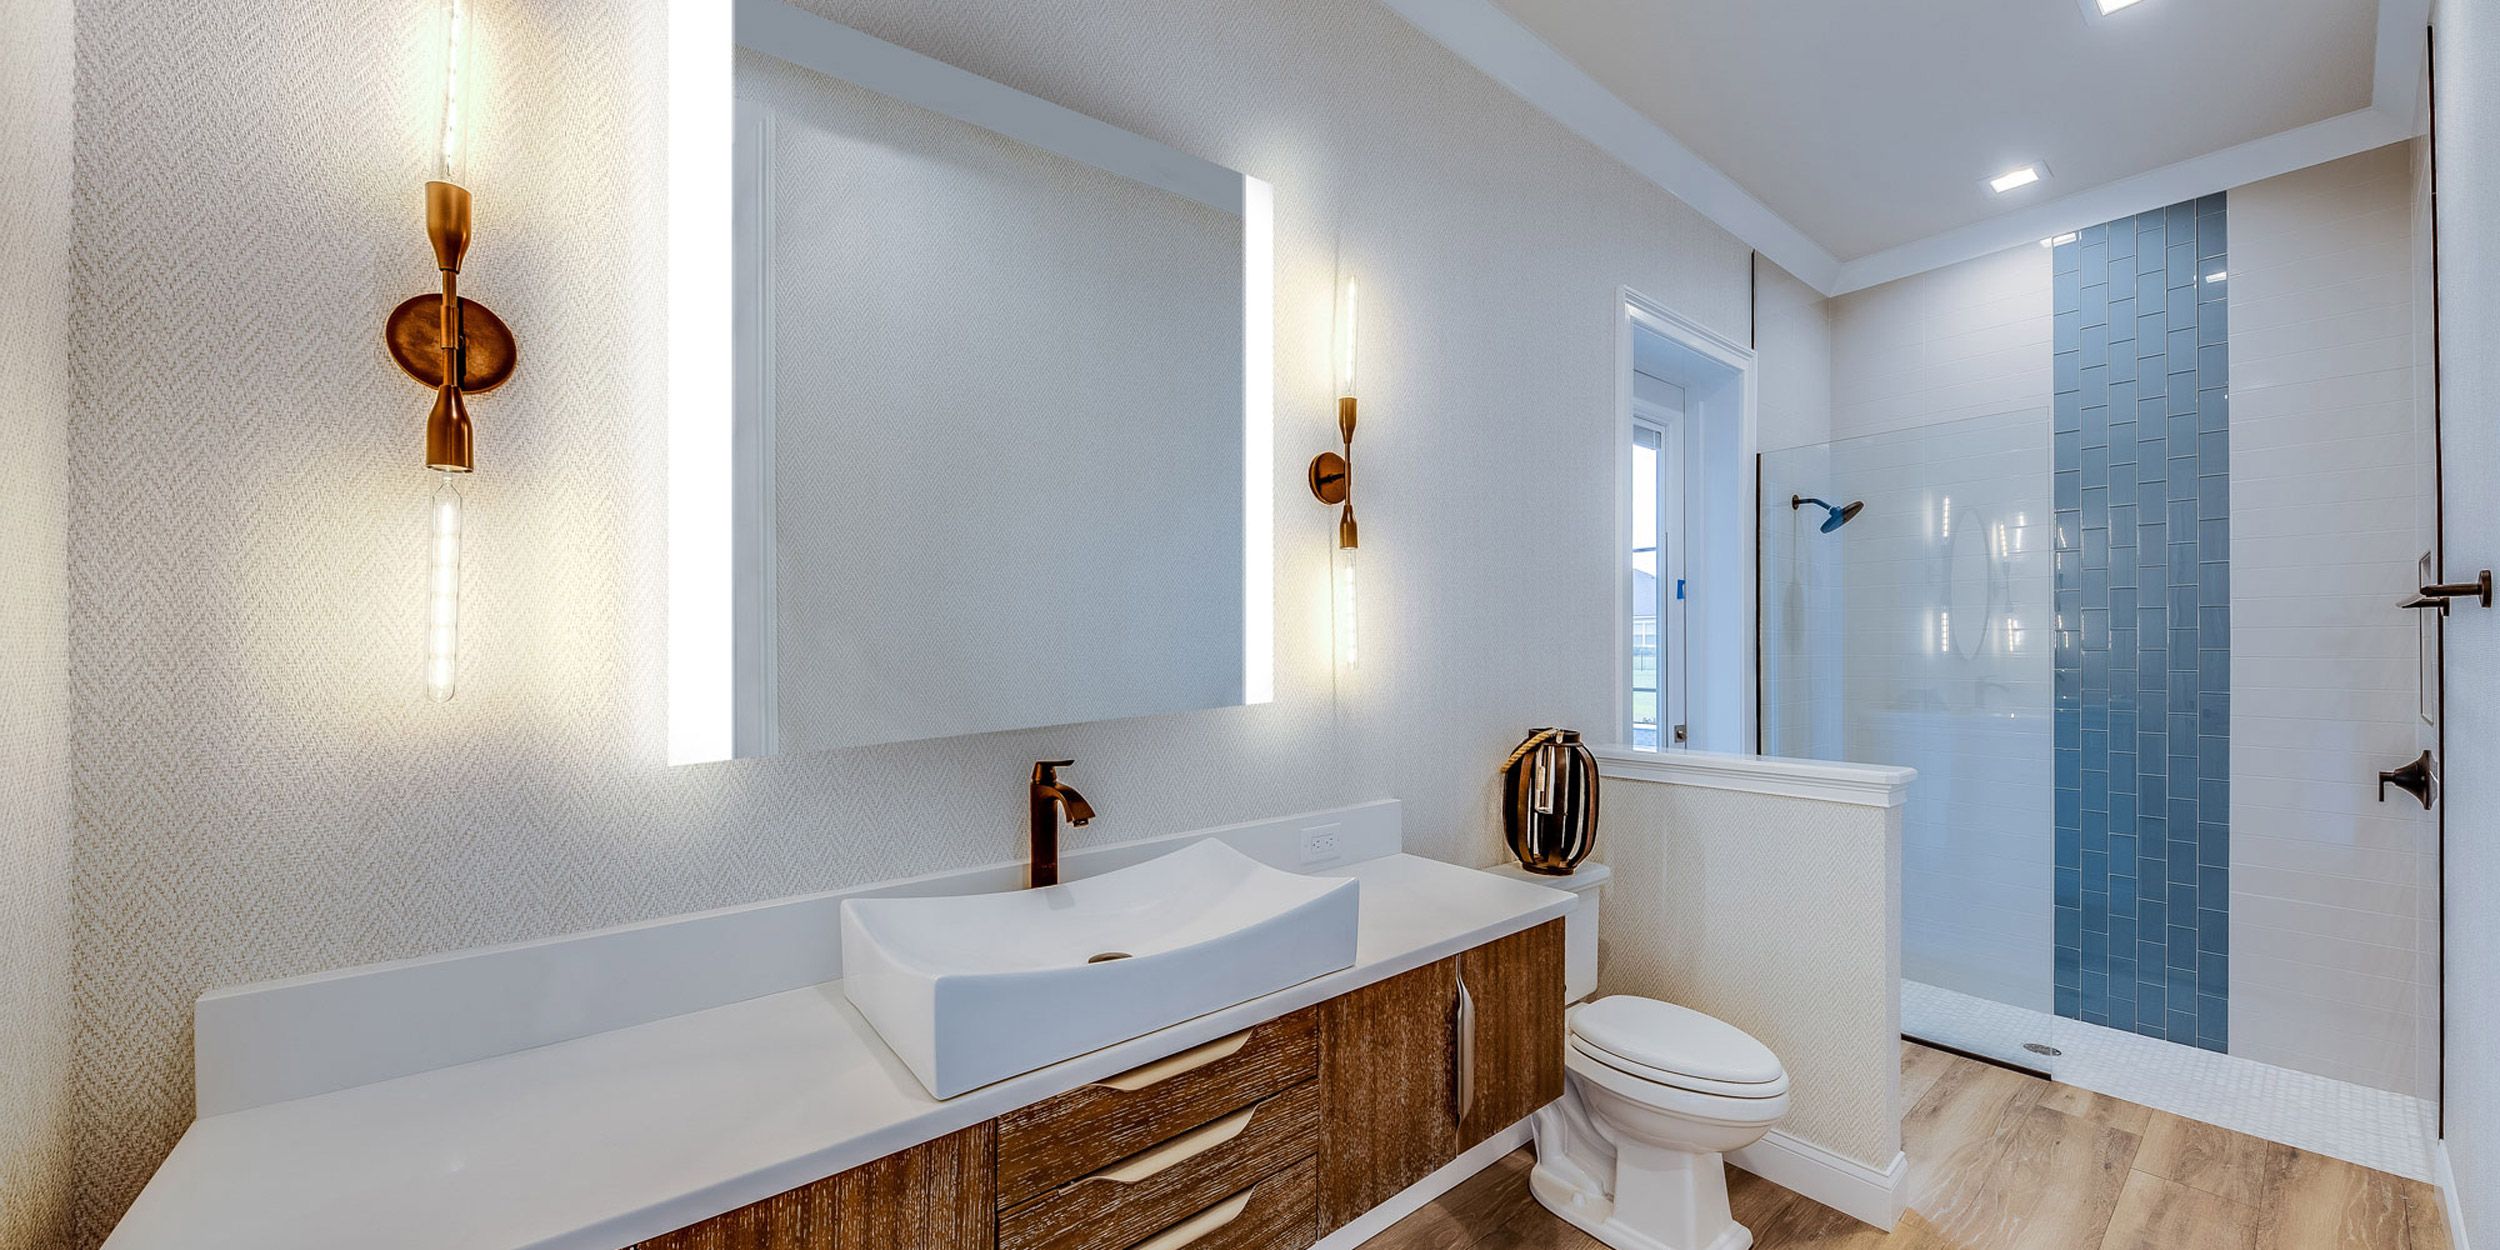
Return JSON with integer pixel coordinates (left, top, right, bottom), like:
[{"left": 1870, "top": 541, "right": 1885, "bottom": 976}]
[{"left": 1761, "top": 409, "right": 2056, "bottom": 1067}]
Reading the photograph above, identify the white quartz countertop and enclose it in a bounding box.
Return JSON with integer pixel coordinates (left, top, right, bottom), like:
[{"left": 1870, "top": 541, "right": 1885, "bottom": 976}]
[{"left": 103, "top": 853, "right": 1571, "bottom": 1250}]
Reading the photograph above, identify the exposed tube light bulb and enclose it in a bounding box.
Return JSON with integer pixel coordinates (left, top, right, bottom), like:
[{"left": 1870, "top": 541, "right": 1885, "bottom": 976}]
[
  {"left": 434, "top": 0, "right": 474, "bottom": 186},
  {"left": 1333, "top": 542, "right": 1358, "bottom": 668},
  {"left": 1334, "top": 277, "right": 1359, "bottom": 403},
  {"left": 427, "top": 470, "right": 465, "bottom": 702}
]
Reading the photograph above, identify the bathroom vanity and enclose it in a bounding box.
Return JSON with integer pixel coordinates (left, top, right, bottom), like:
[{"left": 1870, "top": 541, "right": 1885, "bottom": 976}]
[
  {"left": 630, "top": 922, "right": 1561, "bottom": 1250},
  {"left": 100, "top": 805, "right": 1576, "bottom": 1250}
]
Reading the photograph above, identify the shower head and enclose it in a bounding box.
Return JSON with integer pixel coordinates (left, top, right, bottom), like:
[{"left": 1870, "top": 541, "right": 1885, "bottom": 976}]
[{"left": 1791, "top": 495, "right": 1866, "bottom": 534}]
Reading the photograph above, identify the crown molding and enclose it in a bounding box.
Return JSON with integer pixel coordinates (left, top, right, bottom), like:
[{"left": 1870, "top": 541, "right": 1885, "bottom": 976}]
[
  {"left": 1828, "top": 106, "right": 2417, "bottom": 294},
  {"left": 1382, "top": 0, "right": 2431, "bottom": 298},
  {"left": 1374, "top": 0, "right": 1842, "bottom": 292}
]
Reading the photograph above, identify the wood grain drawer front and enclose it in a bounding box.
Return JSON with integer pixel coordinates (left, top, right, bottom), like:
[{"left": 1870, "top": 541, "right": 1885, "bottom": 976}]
[
  {"left": 1115, "top": 1155, "right": 1318, "bottom": 1250},
  {"left": 997, "top": 1079, "right": 1319, "bottom": 1250},
  {"left": 626, "top": 1121, "right": 993, "bottom": 1250},
  {"left": 995, "top": 1007, "right": 1319, "bottom": 1209}
]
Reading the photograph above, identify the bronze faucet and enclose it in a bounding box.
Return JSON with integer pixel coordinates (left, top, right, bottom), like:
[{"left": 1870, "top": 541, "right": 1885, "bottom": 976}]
[{"left": 1028, "top": 760, "right": 1094, "bottom": 888}]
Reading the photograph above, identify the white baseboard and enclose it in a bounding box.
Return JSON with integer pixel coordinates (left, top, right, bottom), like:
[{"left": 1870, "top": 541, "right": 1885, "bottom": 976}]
[
  {"left": 1312, "top": 1119, "right": 1536, "bottom": 1250},
  {"left": 1727, "top": 1131, "right": 1908, "bottom": 1231},
  {"left": 2437, "top": 1140, "right": 2472, "bottom": 1250}
]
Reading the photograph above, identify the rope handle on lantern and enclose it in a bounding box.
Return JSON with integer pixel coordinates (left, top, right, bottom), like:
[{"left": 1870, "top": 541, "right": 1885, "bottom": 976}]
[{"left": 1498, "top": 728, "right": 1565, "bottom": 775}]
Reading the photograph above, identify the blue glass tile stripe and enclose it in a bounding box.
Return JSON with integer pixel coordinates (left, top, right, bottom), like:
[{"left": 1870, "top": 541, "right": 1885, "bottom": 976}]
[{"left": 2051, "top": 193, "right": 2228, "bottom": 1053}]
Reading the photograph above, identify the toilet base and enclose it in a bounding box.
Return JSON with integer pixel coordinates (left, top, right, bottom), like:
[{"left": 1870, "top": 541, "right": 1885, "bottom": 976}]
[
  {"left": 1527, "top": 1153, "right": 1752, "bottom": 1250},
  {"left": 1528, "top": 1100, "right": 1755, "bottom": 1250}
]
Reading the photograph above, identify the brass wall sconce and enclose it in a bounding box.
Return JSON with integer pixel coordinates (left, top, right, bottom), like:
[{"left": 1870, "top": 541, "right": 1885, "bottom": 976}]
[
  {"left": 1309, "top": 276, "right": 1358, "bottom": 666},
  {"left": 386, "top": 0, "right": 517, "bottom": 702}
]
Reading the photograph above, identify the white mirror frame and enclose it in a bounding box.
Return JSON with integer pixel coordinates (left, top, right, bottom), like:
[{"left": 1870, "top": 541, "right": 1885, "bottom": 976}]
[{"left": 667, "top": 0, "right": 1274, "bottom": 765}]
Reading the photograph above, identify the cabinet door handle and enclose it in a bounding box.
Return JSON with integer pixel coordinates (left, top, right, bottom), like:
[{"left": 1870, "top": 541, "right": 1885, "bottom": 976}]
[
  {"left": 1455, "top": 975, "right": 1477, "bottom": 1125},
  {"left": 1126, "top": 1186, "right": 1255, "bottom": 1250},
  {"left": 1091, "top": 1029, "right": 1252, "bottom": 1092},
  {"left": 1089, "top": 1102, "right": 1258, "bottom": 1185}
]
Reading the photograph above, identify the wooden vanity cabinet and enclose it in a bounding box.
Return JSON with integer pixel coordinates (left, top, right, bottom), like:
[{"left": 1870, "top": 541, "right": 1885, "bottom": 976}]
[
  {"left": 628, "top": 920, "right": 1562, "bottom": 1250},
  {"left": 1315, "top": 958, "right": 1459, "bottom": 1228},
  {"left": 1457, "top": 920, "right": 1567, "bottom": 1151},
  {"left": 1315, "top": 920, "right": 1566, "bottom": 1231}
]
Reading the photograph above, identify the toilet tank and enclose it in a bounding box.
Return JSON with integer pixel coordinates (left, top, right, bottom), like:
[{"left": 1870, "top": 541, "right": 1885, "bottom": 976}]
[{"left": 1482, "top": 861, "right": 1609, "bottom": 1002}]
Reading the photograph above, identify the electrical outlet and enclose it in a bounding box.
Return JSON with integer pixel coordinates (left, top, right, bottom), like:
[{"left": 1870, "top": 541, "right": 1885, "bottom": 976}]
[{"left": 1298, "top": 823, "right": 1342, "bottom": 865}]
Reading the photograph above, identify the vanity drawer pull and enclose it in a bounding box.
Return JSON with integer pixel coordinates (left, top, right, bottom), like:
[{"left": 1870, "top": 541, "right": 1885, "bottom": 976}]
[
  {"left": 996, "top": 1007, "right": 1318, "bottom": 1209},
  {"left": 1091, "top": 1103, "right": 1256, "bottom": 1184},
  {"left": 998, "top": 1082, "right": 1317, "bottom": 1250},
  {"left": 1122, "top": 1157, "right": 1319, "bottom": 1250},
  {"left": 1127, "top": 1189, "right": 1252, "bottom": 1250},
  {"left": 1095, "top": 1030, "right": 1253, "bottom": 1092}
]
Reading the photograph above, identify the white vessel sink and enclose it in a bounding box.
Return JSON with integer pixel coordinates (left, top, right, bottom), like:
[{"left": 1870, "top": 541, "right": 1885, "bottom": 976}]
[{"left": 841, "top": 840, "right": 1360, "bottom": 1098}]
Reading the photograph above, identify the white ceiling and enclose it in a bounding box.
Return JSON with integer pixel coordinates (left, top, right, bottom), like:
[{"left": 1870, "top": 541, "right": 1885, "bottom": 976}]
[{"left": 1384, "top": 0, "right": 2426, "bottom": 292}]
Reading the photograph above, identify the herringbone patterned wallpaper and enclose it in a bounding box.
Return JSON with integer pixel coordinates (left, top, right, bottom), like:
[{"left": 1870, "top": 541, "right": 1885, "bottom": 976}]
[
  {"left": 0, "top": 0, "right": 77, "bottom": 1244},
  {"left": 63, "top": 0, "right": 1755, "bottom": 1242}
]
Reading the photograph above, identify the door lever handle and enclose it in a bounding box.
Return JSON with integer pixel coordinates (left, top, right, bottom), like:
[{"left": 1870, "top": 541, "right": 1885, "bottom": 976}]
[{"left": 2378, "top": 750, "right": 2435, "bottom": 810}]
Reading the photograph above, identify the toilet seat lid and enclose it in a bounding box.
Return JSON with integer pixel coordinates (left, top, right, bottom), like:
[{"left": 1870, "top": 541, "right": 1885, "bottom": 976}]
[{"left": 1569, "top": 996, "right": 1785, "bottom": 1087}]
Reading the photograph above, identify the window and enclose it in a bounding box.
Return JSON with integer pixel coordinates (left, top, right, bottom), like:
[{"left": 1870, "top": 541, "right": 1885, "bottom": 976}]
[{"left": 1630, "top": 415, "right": 1673, "bottom": 749}]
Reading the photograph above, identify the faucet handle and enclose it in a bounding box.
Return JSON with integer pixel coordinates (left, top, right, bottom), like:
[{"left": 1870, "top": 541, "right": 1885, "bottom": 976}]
[{"left": 1032, "top": 759, "right": 1075, "bottom": 781}]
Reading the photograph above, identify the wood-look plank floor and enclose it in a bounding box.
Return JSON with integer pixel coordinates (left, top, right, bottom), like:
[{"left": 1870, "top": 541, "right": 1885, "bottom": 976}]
[{"left": 1359, "top": 1043, "right": 2450, "bottom": 1250}]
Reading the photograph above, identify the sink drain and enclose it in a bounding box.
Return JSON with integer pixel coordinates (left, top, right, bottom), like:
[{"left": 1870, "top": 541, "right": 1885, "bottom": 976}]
[
  {"left": 1087, "top": 951, "right": 1133, "bottom": 963},
  {"left": 2023, "top": 1042, "right": 2062, "bottom": 1057}
]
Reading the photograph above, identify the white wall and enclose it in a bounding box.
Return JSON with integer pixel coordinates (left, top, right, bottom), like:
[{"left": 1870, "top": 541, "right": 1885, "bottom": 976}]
[
  {"left": 0, "top": 0, "right": 76, "bottom": 1243},
  {"left": 2431, "top": 0, "right": 2500, "bottom": 1235},
  {"left": 1828, "top": 243, "right": 2054, "bottom": 444},
  {"left": 1756, "top": 260, "right": 1834, "bottom": 454},
  {"left": 1596, "top": 777, "right": 1902, "bottom": 1173},
  {"left": 2225, "top": 143, "right": 2440, "bottom": 1099},
  {"left": 63, "top": 0, "right": 1769, "bottom": 1238}
]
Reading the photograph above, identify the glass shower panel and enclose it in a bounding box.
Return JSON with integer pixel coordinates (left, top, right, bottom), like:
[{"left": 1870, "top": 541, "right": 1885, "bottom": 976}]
[{"left": 1761, "top": 409, "right": 2055, "bottom": 1066}]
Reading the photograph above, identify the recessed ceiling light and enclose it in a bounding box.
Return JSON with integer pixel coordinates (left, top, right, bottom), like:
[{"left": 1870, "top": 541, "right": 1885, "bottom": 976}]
[
  {"left": 1989, "top": 165, "right": 2045, "bottom": 194},
  {"left": 2041, "top": 232, "right": 2080, "bottom": 248},
  {"left": 2097, "top": 0, "right": 2146, "bottom": 13}
]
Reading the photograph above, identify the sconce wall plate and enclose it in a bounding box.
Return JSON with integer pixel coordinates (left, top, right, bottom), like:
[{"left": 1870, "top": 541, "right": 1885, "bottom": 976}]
[
  {"left": 1307, "top": 395, "right": 1357, "bottom": 509},
  {"left": 1307, "top": 450, "right": 1348, "bottom": 505},
  {"left": 385, "top": 295, "right": 516, "bottom": 392}
]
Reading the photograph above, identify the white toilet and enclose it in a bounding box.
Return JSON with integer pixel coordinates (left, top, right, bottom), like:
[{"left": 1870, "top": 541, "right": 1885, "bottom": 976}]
[{"left": 1488, "top": 863, "right": 1790, "bottom": 1250}]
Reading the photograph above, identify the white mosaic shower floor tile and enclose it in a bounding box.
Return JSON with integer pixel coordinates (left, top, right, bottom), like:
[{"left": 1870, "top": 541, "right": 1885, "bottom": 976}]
[{"left": 1902, "top": 980, "right": 2437, "bottom": 1181}]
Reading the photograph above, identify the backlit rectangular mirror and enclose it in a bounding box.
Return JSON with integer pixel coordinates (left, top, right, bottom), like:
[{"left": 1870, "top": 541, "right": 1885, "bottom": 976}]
[{"left": 669, "top": 0, "right": 1273, "bottom": 764}]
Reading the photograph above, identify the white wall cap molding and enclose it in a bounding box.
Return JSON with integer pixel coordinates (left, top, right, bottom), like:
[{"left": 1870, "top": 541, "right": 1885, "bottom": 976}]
[{"left": 1592, "top": 747, "right": 1915, "bottom": 809}]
